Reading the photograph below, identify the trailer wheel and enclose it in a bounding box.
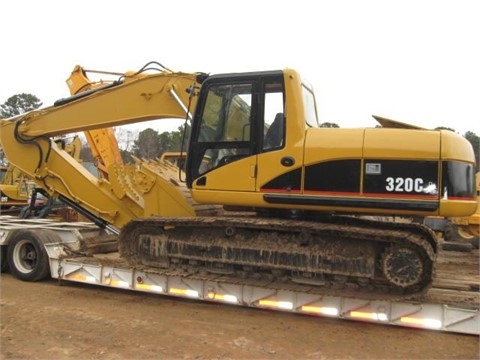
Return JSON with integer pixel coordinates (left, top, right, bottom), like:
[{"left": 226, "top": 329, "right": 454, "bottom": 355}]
[
  {"left": 7, "top": 230, "right": 51, "bottom": 281},
  {"left": 441, "top": 241, "right": 472, "bottom": 252},
  {"left": 471, "top": 236, "right": 479, "bottom": 249},
  {"left": 1, "top": 245, "right": 8, "bottom": 272}
]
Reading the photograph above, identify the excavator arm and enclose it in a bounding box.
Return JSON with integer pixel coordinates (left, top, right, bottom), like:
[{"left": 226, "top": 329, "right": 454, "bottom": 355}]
[
  {"left": 0, "top": 64, "right": 207, "bottom": 229},
  {"left": 66, "top": 65, "right": 127, "bottom": 179}
]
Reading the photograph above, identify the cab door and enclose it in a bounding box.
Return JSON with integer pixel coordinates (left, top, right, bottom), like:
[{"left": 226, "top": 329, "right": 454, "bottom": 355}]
[{"left": 187, "top": 80, "right": 257, "bottom": 193}]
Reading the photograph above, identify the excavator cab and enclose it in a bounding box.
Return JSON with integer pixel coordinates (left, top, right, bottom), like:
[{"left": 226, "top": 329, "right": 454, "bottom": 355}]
[{"left": 187, "top": 70, "right": 302, "bottom": 196}]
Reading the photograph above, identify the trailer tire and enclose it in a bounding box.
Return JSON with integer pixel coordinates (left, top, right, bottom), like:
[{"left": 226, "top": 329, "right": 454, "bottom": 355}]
[
  {"left": 471, "top": 236, "right": 479, "bottom": 249},
  {"left": 1, "top": 245, "right": 8, "bottom": 272},
  {"left": 7, "top": 230, "right": 52, "bottom": 281},
  {"left": 441, "top": 241, "right": 473, "bottom": 252}
]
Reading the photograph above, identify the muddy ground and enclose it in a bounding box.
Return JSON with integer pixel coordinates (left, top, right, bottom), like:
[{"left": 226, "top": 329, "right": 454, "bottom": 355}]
[{"left": 0, "top": 273, "right": 478, "bottom": 360}]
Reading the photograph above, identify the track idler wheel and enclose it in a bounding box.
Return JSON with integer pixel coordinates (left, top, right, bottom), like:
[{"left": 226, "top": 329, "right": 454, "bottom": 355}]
[{"left": 380, "top": 245, "right": 424, "bottom": 288}]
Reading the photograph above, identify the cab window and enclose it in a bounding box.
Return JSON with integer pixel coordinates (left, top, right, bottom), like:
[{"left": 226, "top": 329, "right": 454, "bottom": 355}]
[
  {"left": 196, "top": 83, "right": 252, "bottom": 174},
  {"left": 262, "top": 82, "right": 285, "bottom": 150}
]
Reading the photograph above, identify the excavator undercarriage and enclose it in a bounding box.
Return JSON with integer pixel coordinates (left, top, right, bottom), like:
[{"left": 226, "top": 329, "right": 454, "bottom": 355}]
[{"left": 119, "top": 215, "right": 437, "bottom": 300}]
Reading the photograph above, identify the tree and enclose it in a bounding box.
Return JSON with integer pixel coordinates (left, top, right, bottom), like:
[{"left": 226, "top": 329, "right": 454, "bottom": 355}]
[
  {"left": 79, "top": 144, "right": 94, "bottom": 163},
  {"left": 0, "top": 93, "right": 42, "bottom": 118},
  {"left": 169, "top": 124, "right": 190, "bottom": 152},
  {"left": 319, "top": 122, "right": 339, "bottom": 128},
  {"left": 132, "top": 128, "right": 163, "bottom": 159},
  {"left": 158, "top": 132, "right": 174, "bottom": 154},
  {"left": 464, "top": 131, "right": 479, "bottom": 171},
  {"left": 0, "top": 93, "right": 43, "bottom": 164},
  {"left": 434, "top": 126, "right": 456, "bottom": 132},
  {"left": 119, "top": 149, "right": 133, "bottom": 163},
  {"left": 115, "top": 127, "right": 139, "bottom": 153}
]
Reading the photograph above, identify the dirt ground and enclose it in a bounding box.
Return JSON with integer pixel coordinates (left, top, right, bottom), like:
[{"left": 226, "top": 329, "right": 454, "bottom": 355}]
[{"left": 0, "top": 273, "right": 478, "bottom": 360}]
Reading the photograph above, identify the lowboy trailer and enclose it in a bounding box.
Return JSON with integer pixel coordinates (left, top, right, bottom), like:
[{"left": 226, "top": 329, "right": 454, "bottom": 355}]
[{"left": 0, "top": 215, "right": 478, "bottom": 335}]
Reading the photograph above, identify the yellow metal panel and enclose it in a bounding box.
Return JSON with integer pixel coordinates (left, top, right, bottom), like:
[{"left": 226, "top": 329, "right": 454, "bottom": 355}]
[
  {"left": 255, "top": 69, "right": 306, "bottom": 193},
  {"left": 304, "top": 128, "right": 364, "bottom": 164},
  {"left": 439, "top": 200, "right": 478, "bottom": 217},
  {"left": 191, "top": 190, "right": 266, "bottom": 208},
  {"left": 440, "top": 130, "right": 476, "bottom": 161},
  {"left": 193, "top": 157, "right": 256, "bottom": 192},
  {"left": 364, "top": 128, "right": 440, "bottom": 159}
]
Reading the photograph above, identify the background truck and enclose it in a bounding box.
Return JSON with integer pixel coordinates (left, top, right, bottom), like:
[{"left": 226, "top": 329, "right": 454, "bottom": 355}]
[{"left": 0, "top": 61, "right": 478, "bottom": 334}]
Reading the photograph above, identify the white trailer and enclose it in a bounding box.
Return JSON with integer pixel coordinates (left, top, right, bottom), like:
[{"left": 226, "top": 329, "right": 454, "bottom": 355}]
[{"left": 1, "top": 215, "right": 478, "bottom": 336}]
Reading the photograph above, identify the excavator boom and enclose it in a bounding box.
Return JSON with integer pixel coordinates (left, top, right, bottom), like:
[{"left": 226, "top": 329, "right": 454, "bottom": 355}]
[{"left": 12, "top": 71, "right": 201, "bottom": 137}]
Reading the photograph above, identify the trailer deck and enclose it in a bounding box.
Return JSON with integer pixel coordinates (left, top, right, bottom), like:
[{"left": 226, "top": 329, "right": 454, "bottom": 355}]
[{"left": 1, "top": 216, "right": 478, "bottom": 335}]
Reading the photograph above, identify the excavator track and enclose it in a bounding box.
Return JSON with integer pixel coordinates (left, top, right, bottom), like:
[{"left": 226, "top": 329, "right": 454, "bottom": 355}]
[{"left": 118, "top": 215, "right": 437, "bottom": 300}]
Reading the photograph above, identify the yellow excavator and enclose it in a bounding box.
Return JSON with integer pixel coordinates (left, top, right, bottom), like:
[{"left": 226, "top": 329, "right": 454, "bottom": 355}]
[
  {"left": 0, "top": 61, "right": 477, "bottom": 299},
  {"left": 0, "top": 165, "right": 32, "bottom": 210}
]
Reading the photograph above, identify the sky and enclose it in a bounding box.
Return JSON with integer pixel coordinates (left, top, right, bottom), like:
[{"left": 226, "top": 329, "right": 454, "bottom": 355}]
[{"left": 1, "top": 0, "right": 479, "bottom": 136}]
